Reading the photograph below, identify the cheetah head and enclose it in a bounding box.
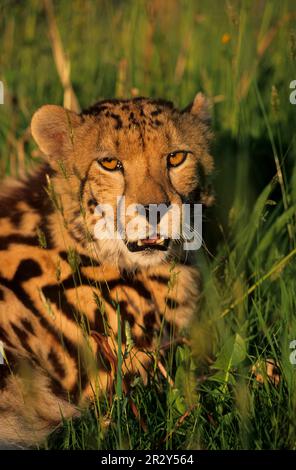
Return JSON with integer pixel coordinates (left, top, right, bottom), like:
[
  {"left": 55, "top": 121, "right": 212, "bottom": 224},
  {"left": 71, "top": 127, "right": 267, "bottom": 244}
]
[{"left": 31, "top": 95, "right": 214, "bottom": 270}]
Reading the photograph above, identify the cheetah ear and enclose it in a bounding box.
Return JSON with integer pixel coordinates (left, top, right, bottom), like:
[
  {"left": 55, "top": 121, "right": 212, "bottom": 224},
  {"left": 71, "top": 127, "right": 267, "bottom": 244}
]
[
  {"left": 31, "top": 105, "right": 82, "bottom": 157},
  {"left": 183, "top": 92, "right": 212, "bottom": 124}
]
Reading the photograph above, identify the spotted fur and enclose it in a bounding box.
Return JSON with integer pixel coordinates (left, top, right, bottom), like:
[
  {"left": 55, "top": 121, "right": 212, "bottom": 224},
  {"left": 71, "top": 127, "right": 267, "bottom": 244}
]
[{"left": 0, "top": 94, "right": 213, "bottom": 446}]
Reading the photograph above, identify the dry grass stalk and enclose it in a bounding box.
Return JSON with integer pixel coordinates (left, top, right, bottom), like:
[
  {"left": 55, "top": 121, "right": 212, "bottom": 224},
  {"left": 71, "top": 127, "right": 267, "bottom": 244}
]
[
  {"left": 43, "top": 0, "right": 80, "bottom": 112},
  {"left": 238, "top": 12, "right": 296, "bottom": 100}
]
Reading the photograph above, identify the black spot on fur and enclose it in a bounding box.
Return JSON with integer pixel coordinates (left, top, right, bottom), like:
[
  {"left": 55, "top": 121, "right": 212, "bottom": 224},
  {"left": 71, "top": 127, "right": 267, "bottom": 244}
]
[
  {"left": 87, "top": 198, "right": 97, "bottom": 207},
  {"left": 59, "top": 251, "right": 70, "bottom": 262},
  {"left": 81, "top": 104, "right": 110, "bottom": 117},
  {"left": 0, "top": 288, "right": 4, "bottom": 301},
  {"left": 59, "top": 251, "right": 100, "bottom": 267},
  {"left": 49, "top": 376, "right": 69, "bottom": 400},
  {"left": 42, "top": 283, "right": 80, "bottom": 322},
  {"left": 151, "top": 98, "right": 174, "bottom": 109},
  {"left": 0, "top": 164, "right": 55, "bottom": 249},
  {"left": 10, "top": 322, "right": 33, "bottom": 354},
  {"left": 0, "top": 235, "right": 38, "bottom": 251},
  {"left": 165, "top": 297, "right": 180, "bottom": 309},
  {"left": 134, "top": 310, "right": 156, "bottom": 348},
  {"left": 110, "top": 113, "right": 123, "bottom": 130},
  {"left": 10, "top": 211, "right": 23, "bottom": 228},
  {"left": 93, "top": 308, "right": 108, "bottom": 335},
  {"left": 151, "top": 108, "right": 162, "bottom": 116},
  {"left": 121, "top": 278, "right": 152, "bottom": 302},
  {"left": 20, "top": 318, "right": 35, "bottom": 335},
  {"left": 48, "top": 348, "right": 66, "bottom": 379},
  {"left": 148, "top": 274, "right": 170, "bottom": 285},
  {"left": 13, "top": 259, "right": 43, "bottom": 282},
  {"left": 57, "top": 272, "right": 152, "bottom": 316},
  {"left": 82, "top": 97, "right": 176, "bottom": 120},
  {"left": 0, "top": 326, "right": 14, "bottom": 348},
  {"left": 78, "top": 252, "right": 101, "bottom": 267},
  {"left": 144, "top": 311, "right": 156, "bottom": 329},
  {"left": 118, "top": 301, "right": 135, "bottom": 328},
  {"left": 119, "top": 269, "right": 135, "bottom": 281},
  {"left": 0, "top": 275, "right": 80, "bottom": 362}
]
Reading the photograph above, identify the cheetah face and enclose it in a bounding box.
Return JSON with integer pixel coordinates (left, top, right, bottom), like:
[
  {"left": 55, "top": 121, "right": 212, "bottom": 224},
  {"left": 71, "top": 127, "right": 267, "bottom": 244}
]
[{"left": 31, "top": 95, "right": 213, "bottom": 270}]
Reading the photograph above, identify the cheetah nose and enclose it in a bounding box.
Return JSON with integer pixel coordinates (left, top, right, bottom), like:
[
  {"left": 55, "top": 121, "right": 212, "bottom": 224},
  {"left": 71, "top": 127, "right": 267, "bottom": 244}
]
[{"left": 143, "top": 201, "right": 171, "bottom": 224}]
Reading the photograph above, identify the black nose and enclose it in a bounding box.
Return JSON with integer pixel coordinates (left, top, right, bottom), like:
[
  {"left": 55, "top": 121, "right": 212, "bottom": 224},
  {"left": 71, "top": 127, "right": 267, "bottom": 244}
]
[{"left": 143, "top": 201, "right": 171, "bottom": 224}]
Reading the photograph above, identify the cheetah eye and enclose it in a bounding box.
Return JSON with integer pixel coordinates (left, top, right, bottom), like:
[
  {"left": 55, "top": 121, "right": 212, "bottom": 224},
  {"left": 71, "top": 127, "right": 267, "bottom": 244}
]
[
  {"left": 167, "top": 151, "right": 189, "bottom": 168},
  {"left": 98, "top": 157, "right": 123, "bottom": 172}
]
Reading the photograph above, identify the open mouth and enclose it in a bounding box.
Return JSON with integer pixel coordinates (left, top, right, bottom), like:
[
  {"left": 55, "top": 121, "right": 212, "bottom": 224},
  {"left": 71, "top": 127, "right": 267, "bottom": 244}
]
[{"left": 127, "top": 236, "right": 170, "bottom": 253}]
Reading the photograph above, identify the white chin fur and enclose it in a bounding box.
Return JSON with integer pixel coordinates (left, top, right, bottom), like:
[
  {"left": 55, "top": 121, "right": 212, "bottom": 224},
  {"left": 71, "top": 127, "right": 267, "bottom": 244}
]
[
  {"left": 125, "top": 251, "right": 167, "bottom": 269},
  {"left": 93, "top": 239, "right": 168, "bottom": 270}
]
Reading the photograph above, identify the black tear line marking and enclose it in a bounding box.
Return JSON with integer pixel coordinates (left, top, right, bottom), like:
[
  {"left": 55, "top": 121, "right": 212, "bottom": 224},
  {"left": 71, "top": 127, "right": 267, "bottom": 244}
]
[{"left": 78, "top": 160, "right": 94, "bottom": 206}]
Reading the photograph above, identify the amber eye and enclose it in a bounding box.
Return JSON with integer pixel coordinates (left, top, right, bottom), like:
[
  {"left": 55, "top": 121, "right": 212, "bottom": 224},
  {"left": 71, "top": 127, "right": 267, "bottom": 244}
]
[
  {"left": 167, "top": 151, "right": 188, "bottom": 168},
  {"left": 98, "top": 157, "right": 123, "bottom": 171}
]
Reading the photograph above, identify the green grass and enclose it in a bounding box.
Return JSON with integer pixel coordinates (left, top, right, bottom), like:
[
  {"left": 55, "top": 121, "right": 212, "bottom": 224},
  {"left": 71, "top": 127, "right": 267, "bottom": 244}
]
[{"left": 1, "top": 0, "right": 296, "bottom": 450}]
